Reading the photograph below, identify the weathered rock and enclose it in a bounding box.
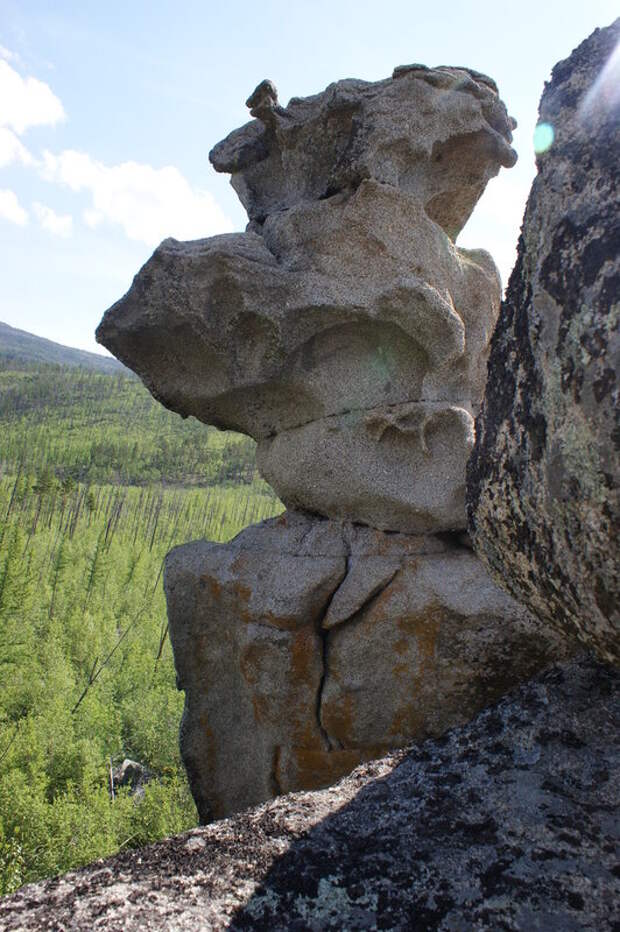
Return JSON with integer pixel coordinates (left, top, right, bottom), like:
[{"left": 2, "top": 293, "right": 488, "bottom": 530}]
[
  {"left": 210, "top": 65, "right": 517, "bottom": 232},
  {"left": 97, "top": 67, "right": 516, "bottom": 532},
  {"left": 256, "top": 401, "right": 475, "bottom": 533},
  {"left": 3, "top": 658, "right": 617, "bottom": 931},
  {"left": 467, "top": 21, "right": 620, "bottom": 664},
  {"left": 111, "top": 759, "right": 152, "bottom": 795},
  {"left": 165, "top": 510, "right": 573, "bottom": 822}
]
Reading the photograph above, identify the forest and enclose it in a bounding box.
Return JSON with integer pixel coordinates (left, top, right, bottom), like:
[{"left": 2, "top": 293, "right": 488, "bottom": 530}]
[{"left": 0, "top": 360, "right": 282, "bottom": 894}]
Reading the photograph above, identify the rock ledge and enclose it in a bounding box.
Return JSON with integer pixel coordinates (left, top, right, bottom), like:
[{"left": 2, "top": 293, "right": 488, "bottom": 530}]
[{"left": 2, "top": 658, "right": 617, "bottom": 931}]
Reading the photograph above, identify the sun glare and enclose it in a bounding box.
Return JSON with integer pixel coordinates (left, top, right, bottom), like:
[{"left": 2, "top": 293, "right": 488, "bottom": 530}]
[
  {"left": 580, "top": 37, "right": 620, "bottom": 118},
  {"left": 533, "top": 121, "right": 555, "bottom": 153}
]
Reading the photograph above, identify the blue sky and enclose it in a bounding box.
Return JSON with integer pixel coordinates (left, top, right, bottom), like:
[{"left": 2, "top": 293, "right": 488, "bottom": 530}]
[{"left": 0, "top": 0, "right": 617, "bottom": 353}]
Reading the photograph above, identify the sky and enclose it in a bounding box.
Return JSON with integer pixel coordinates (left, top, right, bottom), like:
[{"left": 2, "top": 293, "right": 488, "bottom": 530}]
[{"left": 0, "top": 0, "right": 617, "bottom": 354}]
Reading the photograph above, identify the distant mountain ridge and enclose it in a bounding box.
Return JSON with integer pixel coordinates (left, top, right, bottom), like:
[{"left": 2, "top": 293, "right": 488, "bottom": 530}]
[{"left": 0, "top": 320, "right": 131, "bottom": 374}]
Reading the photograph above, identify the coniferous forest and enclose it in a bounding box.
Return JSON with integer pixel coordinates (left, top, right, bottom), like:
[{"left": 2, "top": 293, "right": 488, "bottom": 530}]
[{"left": 0, "top": 359, "right": 282, "bottom": 893}]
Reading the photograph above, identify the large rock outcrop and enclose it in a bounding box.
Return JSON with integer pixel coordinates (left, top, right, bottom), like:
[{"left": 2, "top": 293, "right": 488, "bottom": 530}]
[
  {"left": 94, "top": 63, "right": 576, "bottom": 822},
  {"left": 97, "top": 65, "right": 517, "bottom": 532},
  {"left": 2, "top": 658, "right": 617, "bottom": 931},
  {"left": 467, "top": 20, "right": 620, "bottom": 664},
  {"left": 166, "top": 510, "right": 570, "bottom": 822}
]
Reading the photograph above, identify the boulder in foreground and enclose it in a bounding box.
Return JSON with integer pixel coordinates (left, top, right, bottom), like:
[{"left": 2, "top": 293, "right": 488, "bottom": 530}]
[
  {"left": 467, "top": 19, "right": 620, "bottom": 663},
  {"left": 1, "top": 657, "right": 617, "bottom": 931}
]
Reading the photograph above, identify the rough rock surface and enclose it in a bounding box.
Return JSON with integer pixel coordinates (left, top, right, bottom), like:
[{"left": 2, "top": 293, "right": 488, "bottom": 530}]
[
  {"left": 467, "top": 21, "right": 620, "bottom": 663},
  {"left": 165, "top": 510, "right": 572, "bottom": 822},
  {"left": 97, "top": 66, "right": 517, "bottom": 532},
  {"left": 211, "top": 67, "right": 517, "bottom": 230},
  {"left": 111, "top": 759, "right": 152, "bottom": 796},
  {"left": 3, "top": 658, "right": 617, "bottom": 931}
]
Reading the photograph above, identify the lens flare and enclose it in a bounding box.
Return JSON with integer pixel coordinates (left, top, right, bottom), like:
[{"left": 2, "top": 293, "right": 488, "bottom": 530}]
[
  {"left": 580, "top": 38, "right": 620, "bottom": 119},
  {"left": 533, "top": 122, "right": 554, "bottom": 154}
]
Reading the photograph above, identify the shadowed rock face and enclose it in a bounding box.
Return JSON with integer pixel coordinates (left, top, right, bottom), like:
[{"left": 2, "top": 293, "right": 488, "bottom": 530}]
[
  {"left": 97, "top": 65, "right": 517, "bottom": 532},
  {"left": 467, "top": 20, "right": 620, "bottom": 664},
  {"left": 165, "top": 510, "right": 572, "bottom": 822},
  {"left": 2, "top": 658, "right": 617, "bottom": 931}
]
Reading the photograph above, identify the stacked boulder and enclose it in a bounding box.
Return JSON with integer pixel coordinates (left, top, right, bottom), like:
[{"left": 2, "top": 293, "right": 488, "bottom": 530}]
[{"left": 97, "top": 65, "right": 571, "bottom": 822}]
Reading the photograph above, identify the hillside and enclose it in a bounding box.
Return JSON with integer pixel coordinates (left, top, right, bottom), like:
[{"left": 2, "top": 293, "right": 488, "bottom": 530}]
[
  {"left": 0, "top": 360, "right": 267, "bottom": 488},
  {"left": 0, "top": 321, "right": 130, "bottom": 374},
  {"left": 0, "top": 360, "right": 282, "bottom": 893}
]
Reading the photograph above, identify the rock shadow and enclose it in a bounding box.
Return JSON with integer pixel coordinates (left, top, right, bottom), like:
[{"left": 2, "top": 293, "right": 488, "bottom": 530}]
[{"left": 228, "top": 658, "right": 619, "bottom": 931}]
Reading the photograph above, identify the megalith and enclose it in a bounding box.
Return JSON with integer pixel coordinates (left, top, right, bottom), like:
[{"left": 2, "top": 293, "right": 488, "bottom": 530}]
[
  {"left": 97, "top": 63, "right": 573, "bottom": 821},
  {"left": 97, "top": 63, "right": 519, "bottom": 533}
]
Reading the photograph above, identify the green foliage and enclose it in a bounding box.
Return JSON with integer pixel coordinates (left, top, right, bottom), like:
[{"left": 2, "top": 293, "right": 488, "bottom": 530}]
[
  {"left": 0, "top": 361, "right": 283, "bottom": 892},
  {"left": 0, "top": 360, "right": 270, "bottom": 489},
  {"left": 0, "top": 826, "right": 25, "bottom": 896}
]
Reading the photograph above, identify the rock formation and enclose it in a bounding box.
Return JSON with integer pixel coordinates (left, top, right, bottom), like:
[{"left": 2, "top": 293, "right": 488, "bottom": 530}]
[
  {"left": 97, "top": 64, "right": 518, "bottom": 533},
  {"left": 3, "top": 657, "right": 617, "bottom": 931},
  {"left": 96, "top": 63, "right": 573, "bottom": 821},
  {"left": 111, "top": 759, "right": 152, "bottom": 798},
  {"left": 166, "top": 511, "right": 569, "bottom": 822},
  {"left": 467, "top": 20, "right": 620, "bottom": 665}
]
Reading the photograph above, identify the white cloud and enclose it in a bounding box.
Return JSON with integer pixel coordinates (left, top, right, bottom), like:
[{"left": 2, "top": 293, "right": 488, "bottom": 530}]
[
  {"left": 0, "top": 46, "right": 20, "bottom": 64},
  {"left": 0, "top": 59, "right": 231, "bottom": 248},
  {"left": 0, "top": 188, "right": 28, "bottom": 225},
  {"left": 83, "top": 207, "right": 104, "bottom": 229},
  {"left": 42, "top": 149, "right": 233, "bottom": 245},
  {"left": 0, "top": 127, "right": 33, "bottom": 168},
  {"left": 33, "top": 201, "right": 73, "bottom": 237},
  {"left": 0, "top": 59, "right": 65, "bottom": 134}
]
